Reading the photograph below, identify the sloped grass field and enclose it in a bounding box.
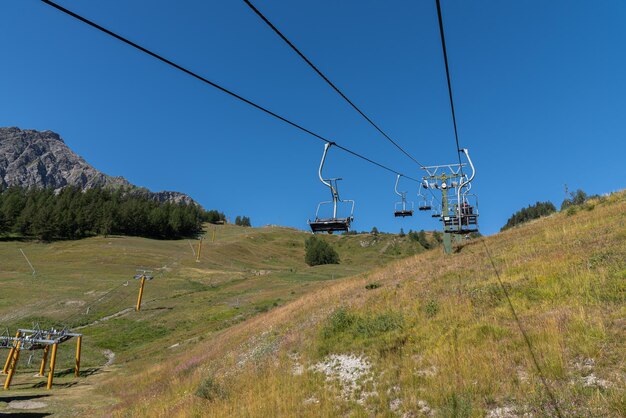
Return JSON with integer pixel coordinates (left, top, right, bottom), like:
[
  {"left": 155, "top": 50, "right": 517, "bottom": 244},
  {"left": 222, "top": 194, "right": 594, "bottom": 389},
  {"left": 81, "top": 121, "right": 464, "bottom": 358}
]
[
  {"left": 106, "top": 192, "right": 625, "bottom": 417},
  {"left": 0, "top": 224, "right": 421, "bottom": 414}
]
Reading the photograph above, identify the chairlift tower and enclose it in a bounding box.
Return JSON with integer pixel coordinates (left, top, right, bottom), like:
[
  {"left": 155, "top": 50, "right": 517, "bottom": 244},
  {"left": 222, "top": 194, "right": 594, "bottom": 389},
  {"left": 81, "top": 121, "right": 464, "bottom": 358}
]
[{"left": 420, "top": 149, "right": 479, "bottom": 254}]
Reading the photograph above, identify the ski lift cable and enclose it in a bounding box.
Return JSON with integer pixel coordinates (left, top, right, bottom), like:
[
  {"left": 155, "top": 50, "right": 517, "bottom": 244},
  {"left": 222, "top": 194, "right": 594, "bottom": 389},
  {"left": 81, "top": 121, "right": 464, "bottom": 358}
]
[
  {"left": 434, "top": 0, "right": 465, "bottom": 175},
  {"left": 40, "top": 0, "right": 421, "bottom": 184},
  {"left": 242, "top": 0, "right": 428, "bottom": 170}
]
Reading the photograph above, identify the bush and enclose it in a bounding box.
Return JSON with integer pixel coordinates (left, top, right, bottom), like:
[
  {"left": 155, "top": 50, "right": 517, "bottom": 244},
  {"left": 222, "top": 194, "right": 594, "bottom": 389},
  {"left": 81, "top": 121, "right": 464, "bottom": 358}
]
[
  {"left": 424, "top": 299, "right": 439, "bottom": 318},
  {"left": 561, "top": 189, "right": 588, "bottom": 210},
  {"left": 322, "top": 308, "right": 403, "bottom": 339},
  {"left": 195, "top": 375, "right": 227, "bottom": 401},
  {"left": 365, "top": 283, "right": 381, "bottom": 290},
  {"left": 323, "top": 307, "right": 356, "bottom": 337},
  {"left": 304, "top": 235, "right": 340, "bottom": 266},
  {"left": 409, "top": 229, "right": 431, "bottom": 249}
]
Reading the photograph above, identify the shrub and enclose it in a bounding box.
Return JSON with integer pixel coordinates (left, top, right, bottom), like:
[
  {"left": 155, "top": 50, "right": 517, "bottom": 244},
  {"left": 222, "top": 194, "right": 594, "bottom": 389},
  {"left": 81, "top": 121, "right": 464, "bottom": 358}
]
[
  {"left": 424, "top": 299, "right": 439, "bottom": 318},
  {"left": 195, "top": 375, "right": 227, "bottom": 401},
  {"left": 322, "top": 308, "right": 403, "bottom": 339},
  {"left": 561, "top": 188, "right": 588, "bottom": 210},
  {"left": 304, "top": 236, "right": 340, "bottom": 266},
  {"left": 365, "top": 283, "right": 381, "bottom": 290},
  {"left": 322, "top": 307, "right": 356, "bottom": 337},
  {"left": 409, "top": 229, "right": 431, "bottom": 249}
]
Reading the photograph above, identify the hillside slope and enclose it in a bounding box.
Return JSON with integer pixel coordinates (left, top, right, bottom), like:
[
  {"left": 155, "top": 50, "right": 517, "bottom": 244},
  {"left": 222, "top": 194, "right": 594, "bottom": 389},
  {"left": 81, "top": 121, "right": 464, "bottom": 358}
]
[
  {"left": 103, "top": 191, "right": 625, "bottom": 417},
  {"left": 0, "top": 225, "right": 425, "bottom": 415}
]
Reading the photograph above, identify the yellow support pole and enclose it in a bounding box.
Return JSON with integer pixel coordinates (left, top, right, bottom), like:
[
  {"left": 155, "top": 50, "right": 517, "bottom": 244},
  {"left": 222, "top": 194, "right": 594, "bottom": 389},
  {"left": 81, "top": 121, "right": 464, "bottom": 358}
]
[
  {"left": 75, "top": 336, "right": 82, "bottom": 377},
  {"left": 46, "top": 343, "right": 58, "bottom": 390},
  {"left": 38, "top": 344, "right": 50, "bottom": 377},
  {"left": 3, "top": 340, "right": 21, "bottom": 390},
  {"left": 212, "top": 228, "right": 216, "bottom": 243},
  {"left": 2, "top": 331, "right": 20, "bottom": 375},
  {"left": 136, "top": 275, "right": 146, "bottom": 312},
  {"left": 196, "top": 237, "right": 203, "bottom": 262}
]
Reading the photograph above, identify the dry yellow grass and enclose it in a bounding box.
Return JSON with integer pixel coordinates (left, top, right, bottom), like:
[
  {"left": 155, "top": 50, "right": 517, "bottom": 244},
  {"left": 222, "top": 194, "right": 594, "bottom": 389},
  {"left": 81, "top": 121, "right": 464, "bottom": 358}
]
[{"left": 99, "top": 191, "right": 625, "bottom": 417}]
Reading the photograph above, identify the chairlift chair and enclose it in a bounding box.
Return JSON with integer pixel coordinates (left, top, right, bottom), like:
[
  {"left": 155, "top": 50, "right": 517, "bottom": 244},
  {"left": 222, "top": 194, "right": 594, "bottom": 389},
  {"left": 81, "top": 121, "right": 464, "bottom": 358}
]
[
  {"left": 308, "top": 143, "right": 355, "bottom": 234},
  {"left": 393, "top": 175, "right": 414, "bottom": 217},
  {"left": 417, "top": 185, "right": 433, "bottom": 211}
]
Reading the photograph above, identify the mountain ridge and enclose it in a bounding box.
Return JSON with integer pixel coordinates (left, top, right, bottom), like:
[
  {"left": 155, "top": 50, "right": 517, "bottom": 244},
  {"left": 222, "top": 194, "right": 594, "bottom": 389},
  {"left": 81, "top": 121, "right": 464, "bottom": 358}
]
[{"left": 0, "top": 126, "right": 197, "bottom": 205}]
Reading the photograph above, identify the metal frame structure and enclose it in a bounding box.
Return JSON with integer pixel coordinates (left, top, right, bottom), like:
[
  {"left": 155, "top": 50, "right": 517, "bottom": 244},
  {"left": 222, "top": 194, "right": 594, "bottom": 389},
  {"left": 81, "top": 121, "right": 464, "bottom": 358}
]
[
  {"left": 309, "top": 143, "right": 355, "bottom": 233},
  {"left": 417, "top": 149, "right": 479, "bottom": 254},
  {"left": 1, "top": 326, "right": 82, "bottom": 390},
  {"left": 393, "top": 175, "right": 414, "bottom": 217}
]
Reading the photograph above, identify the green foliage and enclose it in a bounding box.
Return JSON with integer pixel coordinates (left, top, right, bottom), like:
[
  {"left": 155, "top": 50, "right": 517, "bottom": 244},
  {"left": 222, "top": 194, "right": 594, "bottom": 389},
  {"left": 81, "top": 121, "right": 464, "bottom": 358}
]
[
  {"left": 235, "top": 215, "right": 251, "bottom": 227},
  {"left": 370, "top": 226, "right": 379, "bottom": 235},
  {"left": 398, "top": 228, "right": 405, "bottom": 237},
  {"left": 304, "top": 235, "right": 340, "bottom": 266},
  {"left": 322, "top": 308, "right": 403, "bottom": 339},
  {"left": 203, "top": 210, "right": 226, "bottom": 224},
  {"left": 561, "top": 188, "right": 588, "bottom": 210},
  {"left": 501, "top": 201, "right": 556, "bottom": 231},
  {"left": 365, "top": 283, "right": 381, "bottom": 290},
  {"left": 424, "top": 299, "right": 440, "bottom": 318},
  {"left": 0, "top": 186, "right": 214, "bottom": 240},
  {"left": 323, "top": 307, "right": 356, "bottom": 336},
  {"left": 408, "top": 229, "right": 431, "bottom": 249},
  {"left": 195, "top": 375, "right": 227, "bottom": 401},
  {"left": 441, "top": 393, "right": 473, "bottom": 417}
]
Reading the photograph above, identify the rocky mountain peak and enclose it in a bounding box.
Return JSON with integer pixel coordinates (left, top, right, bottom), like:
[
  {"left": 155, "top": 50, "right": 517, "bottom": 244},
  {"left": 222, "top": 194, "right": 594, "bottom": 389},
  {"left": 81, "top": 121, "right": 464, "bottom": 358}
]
[{"left": 0, "top": 127, "right": 197, "bottom": 205}]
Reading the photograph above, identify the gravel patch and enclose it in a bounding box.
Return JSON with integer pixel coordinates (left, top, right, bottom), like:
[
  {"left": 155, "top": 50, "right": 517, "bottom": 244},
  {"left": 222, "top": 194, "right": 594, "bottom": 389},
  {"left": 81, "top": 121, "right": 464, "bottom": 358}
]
[
  {"left": 8, "top": 400, "right": 48, "bottom": 410},
  {"left": 310, "top": 354, "right": 375, "bottom": 402}
]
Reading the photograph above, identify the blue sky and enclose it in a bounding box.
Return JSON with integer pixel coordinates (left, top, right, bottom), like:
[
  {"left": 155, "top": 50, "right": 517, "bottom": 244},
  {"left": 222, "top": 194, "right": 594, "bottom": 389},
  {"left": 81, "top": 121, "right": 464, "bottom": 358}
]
[{"left": 1, "top": 0, "right": 625, "bottom": 235}]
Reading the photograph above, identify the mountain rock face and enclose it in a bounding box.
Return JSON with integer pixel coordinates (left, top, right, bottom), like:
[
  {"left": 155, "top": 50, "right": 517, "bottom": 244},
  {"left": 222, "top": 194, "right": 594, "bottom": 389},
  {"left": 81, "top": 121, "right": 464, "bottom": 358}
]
[{"left": 0, "top": 127, "right": 196, "bottom": 205}]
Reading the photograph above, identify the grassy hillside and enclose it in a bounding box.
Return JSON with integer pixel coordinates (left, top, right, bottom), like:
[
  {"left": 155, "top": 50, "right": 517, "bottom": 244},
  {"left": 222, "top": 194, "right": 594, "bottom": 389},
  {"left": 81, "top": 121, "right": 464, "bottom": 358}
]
[
  {"left": 0, "top": 225, "right": 425, "bottom": 414},
  {"left": 91, "top": 191, "right": 625, "bottom": 417}
]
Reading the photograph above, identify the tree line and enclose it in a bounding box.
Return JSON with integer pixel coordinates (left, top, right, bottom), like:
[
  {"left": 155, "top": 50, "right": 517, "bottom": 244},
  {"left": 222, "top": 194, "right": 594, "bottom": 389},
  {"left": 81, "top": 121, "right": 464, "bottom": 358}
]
[
  {"left": 0, "top": 186, "right": 225, "bottom": 241},
  {"left": 501, "top": 188, "right": 598, "bottom": 231},
  {"left": 501, "top": 201, "right": 557, "bottom": 231}
]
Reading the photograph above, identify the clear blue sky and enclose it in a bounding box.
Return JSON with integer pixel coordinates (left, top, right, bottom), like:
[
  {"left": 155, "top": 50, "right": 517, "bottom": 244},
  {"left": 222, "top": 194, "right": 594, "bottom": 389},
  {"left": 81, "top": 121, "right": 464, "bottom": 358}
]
[{"left": 2, "top": 1, "right": 625, "bottom": 235}]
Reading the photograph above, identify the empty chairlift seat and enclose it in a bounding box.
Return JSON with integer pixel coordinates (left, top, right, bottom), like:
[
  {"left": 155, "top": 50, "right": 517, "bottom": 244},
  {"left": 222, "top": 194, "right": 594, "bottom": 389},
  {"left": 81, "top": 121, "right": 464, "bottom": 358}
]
[
  {"left": 309, "top": 143, "right": 356, "bottom": 234},
  {"left": 309, "top": 216, "right": 353, "bottom": 233},
  {"left": 392, "top": 175, "right": 414, "bottom": 218}
]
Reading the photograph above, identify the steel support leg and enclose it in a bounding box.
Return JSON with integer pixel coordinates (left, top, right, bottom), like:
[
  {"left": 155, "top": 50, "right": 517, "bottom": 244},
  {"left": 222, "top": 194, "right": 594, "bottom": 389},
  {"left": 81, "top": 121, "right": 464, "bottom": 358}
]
[
  {"left": 47, "top": 343, "right": 58, "bottom": 390},
  {"left": 75, "top": 336, "right": 82, "bottom": 377},
  {"left": 2, "top": 331, "right": 21, "bottom": 374},
  {"left": 38, "top": 344, "right": 50, "bottom": 377},
  {"left": 3, "top": 341, "right": 21, "bottom": 390}
]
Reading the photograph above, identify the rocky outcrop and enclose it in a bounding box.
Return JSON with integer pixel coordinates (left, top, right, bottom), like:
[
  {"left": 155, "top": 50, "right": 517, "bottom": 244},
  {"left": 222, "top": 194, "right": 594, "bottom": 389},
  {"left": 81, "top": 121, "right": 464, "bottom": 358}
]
[{"left": 0, "top": 127, "right": 196, "bottom": 205}]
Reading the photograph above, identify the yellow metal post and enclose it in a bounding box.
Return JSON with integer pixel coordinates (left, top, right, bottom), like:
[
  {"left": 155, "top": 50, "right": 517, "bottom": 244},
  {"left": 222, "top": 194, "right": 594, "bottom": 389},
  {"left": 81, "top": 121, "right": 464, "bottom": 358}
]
[
  {"left": 38, "top": 344, "right": 50, "bottom": 377},
  {"left": 136, "top": 275, "right": 146, "bottom": 312},
  {"left": 2, "top": 331, "right": 20, "bottom": 375},
  {"left": 75, "top": 336, "right": 82, "bottom": 377},
  {"left": 46, "top": 343, "right": 58, "bottom": 390},
  {"left": 3, "top": 340, "right": 21, "bottom": 390},
  {"left": 196, "top": 237, "right": 203, "bottom": 262}
]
